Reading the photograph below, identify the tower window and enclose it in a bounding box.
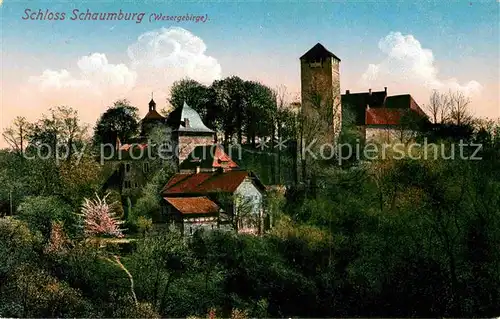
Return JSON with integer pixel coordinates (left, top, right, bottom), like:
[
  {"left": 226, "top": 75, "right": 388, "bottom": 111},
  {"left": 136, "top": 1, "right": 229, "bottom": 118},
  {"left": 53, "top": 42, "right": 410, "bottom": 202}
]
[
  {"left": 125, "top": 163, "right": 131, "bottom": 173},
  {"left": 124, "top": 180, "right": 131, "bottom": 189},
  {"left": 143, "top": 162, "right": 150, "bottom": 173},
  {"left": 309, "top": 61, "right": 322, "bottom": 68}
]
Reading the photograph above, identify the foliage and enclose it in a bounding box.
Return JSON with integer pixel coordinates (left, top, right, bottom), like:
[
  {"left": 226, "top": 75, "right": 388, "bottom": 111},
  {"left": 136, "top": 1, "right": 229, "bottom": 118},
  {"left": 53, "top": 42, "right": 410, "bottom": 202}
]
[
  {"left": 1, "top": 85, "right": 499, "bottom": 318},
  {"left": 93, "top": 99, "right": 140, "bottom": 146},
  {"left": 17, "top": 196, "right": 76, "bottom": 240},
  {"left": 136, "top": 216, "right": 153, "bottom": 236},
  {"left": 80, "top": 193, "right": 124, "bottom": 238},
  {"left": 132, "top": 165, "right": 175, "bottom": 223}
]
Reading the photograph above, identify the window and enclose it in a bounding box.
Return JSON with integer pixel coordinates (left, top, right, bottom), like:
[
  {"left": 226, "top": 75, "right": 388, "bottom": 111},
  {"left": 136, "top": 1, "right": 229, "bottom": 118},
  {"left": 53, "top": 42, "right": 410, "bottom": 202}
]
[
  {"left": 143, "top": 162, "right": 150, "bottom": 173},
  {"left": 309, "top": 59, "right": 322, "bottom": 68},
  {"left": 124, "top": 181, "right": 131, "bottom": 189},
  {"left": 134, "top": 182, "right": 139, "bottom": 188},
  {"left": 125, "top": 163, "right": 131, "bottom": 173}
]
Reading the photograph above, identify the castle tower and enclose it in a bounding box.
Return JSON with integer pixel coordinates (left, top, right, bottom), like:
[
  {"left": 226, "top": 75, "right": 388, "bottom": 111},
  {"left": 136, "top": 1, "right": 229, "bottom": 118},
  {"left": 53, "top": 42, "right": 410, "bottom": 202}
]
[
  {"left": 149, "top": 98, "right": 156, "bottom": 111},
  {"left": 165, "top": 101, "right": 215, "bottom": 166},
  {"left": 300, "top": 43, "right": 342, "bottom": 141},
  {"left": 141, "top": 97, "right": 166, "bottom": 136}
]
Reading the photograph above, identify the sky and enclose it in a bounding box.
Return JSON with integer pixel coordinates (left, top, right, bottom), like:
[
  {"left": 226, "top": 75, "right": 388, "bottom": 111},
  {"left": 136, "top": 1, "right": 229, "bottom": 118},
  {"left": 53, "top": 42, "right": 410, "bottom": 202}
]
[{"left": 1, "top": 0, "right": 499, "bottom": 147}]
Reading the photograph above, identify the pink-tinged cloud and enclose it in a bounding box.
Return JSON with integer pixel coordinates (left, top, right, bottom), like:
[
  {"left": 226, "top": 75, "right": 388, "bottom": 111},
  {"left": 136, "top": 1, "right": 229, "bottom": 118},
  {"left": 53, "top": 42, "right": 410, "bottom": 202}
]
[
  {"left": 361, "top": 32, "right": 483, "bottom": 95},
  {"left": 128, "top": 27, "right": 222, "bottom": 86},
  {"left": 1, "top": 27, "right": 223, "bottom": 148},
  {"left": 28, "top": 27, "right": 222, "bottom": 97},
  {"left": 29, "top": 53, "right": 137, "bottom": 93}
]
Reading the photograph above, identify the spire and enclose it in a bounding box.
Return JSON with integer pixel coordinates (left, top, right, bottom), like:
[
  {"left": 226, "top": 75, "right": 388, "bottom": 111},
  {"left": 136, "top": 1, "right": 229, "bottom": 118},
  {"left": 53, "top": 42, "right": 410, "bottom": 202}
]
[{"left": 149, "top": 93, "right": 156, "bottom": 111}]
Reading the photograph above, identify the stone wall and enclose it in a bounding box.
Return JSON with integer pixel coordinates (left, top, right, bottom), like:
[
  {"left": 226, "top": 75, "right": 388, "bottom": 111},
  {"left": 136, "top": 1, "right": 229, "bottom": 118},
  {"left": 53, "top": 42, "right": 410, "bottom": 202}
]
[
  {"left": 300, "top": 56, "right": 342, "bottom": 141},
  {"left": 177, "top": 134, "right": 214, "bottom": 165}
]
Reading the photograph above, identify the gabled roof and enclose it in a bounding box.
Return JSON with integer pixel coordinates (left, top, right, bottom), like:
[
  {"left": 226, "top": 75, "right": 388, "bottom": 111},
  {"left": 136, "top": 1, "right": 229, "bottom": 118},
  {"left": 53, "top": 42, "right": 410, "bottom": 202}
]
[
  {"left": 166, "top": 102, "right": 214, "bottom": 133},
  {"left": 300, "top": 43, "right": 341, "bottom": 61},
  {"left": 162, "top": 170, "right": 265, "bottom": 195},
  {"left": 179, "top": 145, "right": 239, "bottom": 171},
  {"left": 164, "top": 196, "right": 220, "bottom": 214}
]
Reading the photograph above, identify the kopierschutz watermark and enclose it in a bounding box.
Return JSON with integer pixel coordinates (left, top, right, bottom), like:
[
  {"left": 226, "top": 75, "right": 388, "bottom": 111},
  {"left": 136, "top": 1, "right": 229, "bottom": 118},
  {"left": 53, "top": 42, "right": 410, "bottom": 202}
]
[{"left": 298, "top": 138, "right": 483, "bottom": 164}]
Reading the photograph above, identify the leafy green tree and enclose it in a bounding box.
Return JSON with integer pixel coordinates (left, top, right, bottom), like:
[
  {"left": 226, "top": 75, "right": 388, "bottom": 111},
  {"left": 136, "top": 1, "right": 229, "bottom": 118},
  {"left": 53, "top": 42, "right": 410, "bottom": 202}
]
[
  {"left": 168, "top": 79, "right": 218, "bottom": 130},
  {"left": 17, "top": 196, "right": 76, "bottom": 240},
  {"left": 243, "top": 81, "right": 276, "bottom": 146},
  {"left": 130, "top": 232, "right": 194, "bottom": 315},
  {"left": 93, "top": 99, "right": 140, "bottom": 146},
  {"left": 28, "top": 106, "right": 87, "bottom": 161}
]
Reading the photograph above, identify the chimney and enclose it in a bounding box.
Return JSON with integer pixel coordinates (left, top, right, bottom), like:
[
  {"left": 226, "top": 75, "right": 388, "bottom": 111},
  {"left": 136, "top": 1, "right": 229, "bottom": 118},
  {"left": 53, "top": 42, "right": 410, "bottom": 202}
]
[
  {"left": 195, "top": 165, "right": 200, "bottom": 174},
  {"left": 346, "top": 89, "right": 350, "bottom": 95},
  {"left": 369, "top": 88, "right": 372, "bottom": 95},
  {"left": 184, "top": 118, "right": 190, "bottom": 128},
  {"left": 384, "top": 87, "right": 387, "bottom": 93}
]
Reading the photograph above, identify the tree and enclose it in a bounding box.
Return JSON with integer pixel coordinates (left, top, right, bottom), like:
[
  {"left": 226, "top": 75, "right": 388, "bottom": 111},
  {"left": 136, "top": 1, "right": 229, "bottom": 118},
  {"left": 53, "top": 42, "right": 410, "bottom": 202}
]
[
  {"left": 93, "top": 100, "right": 140, "bottom": 146},
  {"left": 244, "top": 81, "right": 276, "bottom": 147},
  {"left": 449, "top": 90, "right": 473, "bottom": 126},
  {"left": 79, "top": 193, "right": 124, "bottom": 238},
  {"left": 168, "top": 79, "right": 218, "bottom": 130},
  {"left": 17, "top": 196, "right": 76, "bottom": 240},
  {"left": 214, "top": 192, "right": 261, "bottom": 234},
  {"left": 130, "top": 232, "right": 193, "bottom": 315},
  {"left": 28, "top": 106, "right": 87, "bottom": 161},
  {"left": 2, "top": 116, "right": 32, "bottom": 155},
  {"left": 211, "top": 77, "right": 245, "bottom": 144},
  {"left": 425, "top": 90, "right": 451, "bottom": 124}
]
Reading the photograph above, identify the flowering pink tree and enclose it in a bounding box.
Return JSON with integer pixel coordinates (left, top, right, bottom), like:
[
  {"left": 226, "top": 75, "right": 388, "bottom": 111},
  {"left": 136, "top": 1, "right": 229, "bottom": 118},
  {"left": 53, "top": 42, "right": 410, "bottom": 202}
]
[{"left": 80, "top": 193, "right": 124, "bottom": 238}]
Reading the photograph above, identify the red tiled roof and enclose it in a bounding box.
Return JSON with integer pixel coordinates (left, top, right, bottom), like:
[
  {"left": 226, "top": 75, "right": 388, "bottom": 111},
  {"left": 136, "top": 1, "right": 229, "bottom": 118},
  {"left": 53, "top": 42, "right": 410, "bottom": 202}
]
[
  {"left": 365, "top": 108, "right": 406, "bottom": 125},
  {"left": 213, "top": 145, "right": 239, "bottom": 168},
  {"left": 164, "top": 196, "right": 219, "bottom": 214},
  {"left": 162, "top": 171, "right": 251, "bottom": 195},
  {"left": 180, "top": 145, "right": 239, "bottom": 171}
]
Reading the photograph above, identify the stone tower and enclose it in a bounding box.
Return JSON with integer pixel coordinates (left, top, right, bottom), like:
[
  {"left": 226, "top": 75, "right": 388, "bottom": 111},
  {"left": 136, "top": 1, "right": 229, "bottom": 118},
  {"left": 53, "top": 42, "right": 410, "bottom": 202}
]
[
  {"left": 141, "top": 98, "right": 166, "bottom": 137},
  {"left": 300, "top": 43, "right": 342, "bottom": 141},
  {"left": 165, "top": 102, "right": 215, "bottom": 166}
]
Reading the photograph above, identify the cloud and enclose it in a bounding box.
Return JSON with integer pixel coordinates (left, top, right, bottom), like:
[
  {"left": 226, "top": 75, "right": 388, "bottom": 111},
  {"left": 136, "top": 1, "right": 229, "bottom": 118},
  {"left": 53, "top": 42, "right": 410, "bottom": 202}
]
[
  {"left": 361, "top": 32, "right": 482, "bottom": 95},
  {"left": 28, "top": 27, "right": 221, "bottom": 97},
  {"left": 127, "top": 27, "right": 222, "bottom": 86},
  {"left": 29, "top": 53, "right": 137, "bottom": 94}
]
